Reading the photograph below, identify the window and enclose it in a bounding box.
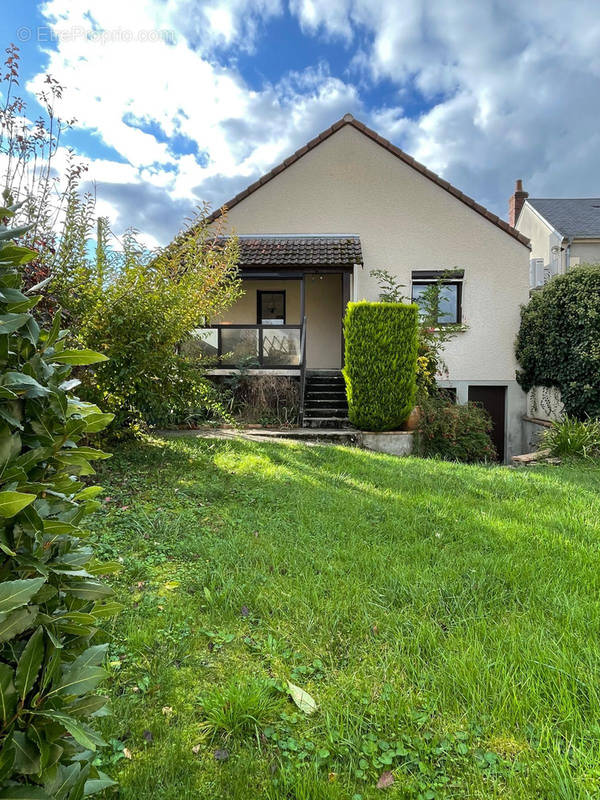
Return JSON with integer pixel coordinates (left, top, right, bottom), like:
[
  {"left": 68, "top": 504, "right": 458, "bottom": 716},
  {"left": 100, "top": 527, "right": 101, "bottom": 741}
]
[
  {"left": 411, "top": 270, "right": 463, "bottom": 325},
  {"left": 257, "top": 291, "right": 286, "bottom": 325}
]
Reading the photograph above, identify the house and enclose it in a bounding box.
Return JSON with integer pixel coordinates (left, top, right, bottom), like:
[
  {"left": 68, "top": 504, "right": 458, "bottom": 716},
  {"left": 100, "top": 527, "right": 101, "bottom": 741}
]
[
  {"left": 510, "top": 182, "right": 600, "bottom": 287},
  {"left": 198, "top": 114, "right": 531, "bottom": 461}
]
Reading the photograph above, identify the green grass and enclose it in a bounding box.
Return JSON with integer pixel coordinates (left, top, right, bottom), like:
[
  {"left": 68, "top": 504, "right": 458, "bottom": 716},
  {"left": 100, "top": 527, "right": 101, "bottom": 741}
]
[{"left": 91, "top": 437, "right": 600, "bottom": 799}]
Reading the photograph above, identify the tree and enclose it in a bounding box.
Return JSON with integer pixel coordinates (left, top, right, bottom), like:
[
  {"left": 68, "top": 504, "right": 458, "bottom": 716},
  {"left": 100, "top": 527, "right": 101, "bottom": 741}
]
[{"left": 516, "top": 265, "right": 600, "bottom": 419}]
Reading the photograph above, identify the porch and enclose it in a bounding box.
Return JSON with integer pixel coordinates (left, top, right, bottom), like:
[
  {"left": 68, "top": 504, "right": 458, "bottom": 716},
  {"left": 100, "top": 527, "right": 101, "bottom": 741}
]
[{"left": 193, "top": 235, "right": 362, "bottom": 373}]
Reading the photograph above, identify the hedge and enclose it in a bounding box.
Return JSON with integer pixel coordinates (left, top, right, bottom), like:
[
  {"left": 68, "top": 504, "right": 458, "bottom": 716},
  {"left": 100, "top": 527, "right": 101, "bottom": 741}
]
[
  {"left": 516, "top": 265, "right": 600, "bottom": 419},
  {"left": 342, "top": 302, "right": 418, "bottom": 431}
]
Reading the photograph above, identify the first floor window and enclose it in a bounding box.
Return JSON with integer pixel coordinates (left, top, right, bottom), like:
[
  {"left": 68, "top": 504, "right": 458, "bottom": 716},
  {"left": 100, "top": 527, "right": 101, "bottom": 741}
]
[{"left": 411, "top": 270, "right": 463, "bottom": 325}]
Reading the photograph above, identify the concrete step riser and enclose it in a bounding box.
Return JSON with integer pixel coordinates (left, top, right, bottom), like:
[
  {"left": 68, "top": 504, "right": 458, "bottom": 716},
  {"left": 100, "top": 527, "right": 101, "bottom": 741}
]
[
  {"left": 306, "top": 383, "right": 345, "bottom": 391},
  {"left": 306, "top": 393, "right": 346, "bottom": 402},
  {"left": 264, "top": 431, "right": 359, "bottom": 444},
  {"left": 304, "top": 416, "right": 348, "bottom": 421},
  {"left": 305, "top": 408, "right": 348, "bottom": 415},
  {"left": 303, "top": 417, "right": 352, "bottom": 429},
  {"left": 305, "top": 399, "right": 348, "bottom": 407}
]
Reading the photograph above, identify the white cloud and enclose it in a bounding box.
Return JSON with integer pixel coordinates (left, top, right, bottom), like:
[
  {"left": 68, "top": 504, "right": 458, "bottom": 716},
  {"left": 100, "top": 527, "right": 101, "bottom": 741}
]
[
  {"left": 30, "top": 0, "right": 361, "bottom": 243},
  {"left": 26, "top": 0, "right": 600, "bottom": 245},
  {"left": 289, "top": 0, "right": 600, "bottom": 213}
]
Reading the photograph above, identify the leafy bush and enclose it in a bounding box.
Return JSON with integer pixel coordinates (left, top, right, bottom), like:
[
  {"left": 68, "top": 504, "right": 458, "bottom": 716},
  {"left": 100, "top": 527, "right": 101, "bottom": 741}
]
[
  {"left": 343, "top": 302, "right": 418, "bottom": 431},
  {"left": 416, "top": 394, "right": 497, "bottom": 462},
  {"left": 61, "top": 216, "right": 241, "bottom": 435},
  {"left": 541, "top": 416, "right": 600, "bottom": 458},
  {"left": 0, "top": 205, "right": 119, "bottom": 795},
  {"left": 516, "top": 265, "right": 600, "bottom": 419}
]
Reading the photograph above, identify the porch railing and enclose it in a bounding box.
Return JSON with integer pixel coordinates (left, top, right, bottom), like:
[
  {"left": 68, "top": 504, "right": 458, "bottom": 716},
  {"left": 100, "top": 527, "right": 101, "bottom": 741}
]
[
  {"left": 189, "top": 323, "right": 304, "bottom": 369},
  {"left": 298, "top": 316, "right": 307, "bottom": 426}
]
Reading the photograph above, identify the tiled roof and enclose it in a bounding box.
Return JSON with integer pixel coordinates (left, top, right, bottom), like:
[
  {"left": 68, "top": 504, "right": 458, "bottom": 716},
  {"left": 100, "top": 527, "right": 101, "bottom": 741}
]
[
  {"left": 527, "top": 198, "right": 600, "bottom": 238},
  {"left": 206, "top": 114, "right": 530, "bottom": 248},
  {"left": 218, "top": 235, "right": 363, "bottom": 267}
]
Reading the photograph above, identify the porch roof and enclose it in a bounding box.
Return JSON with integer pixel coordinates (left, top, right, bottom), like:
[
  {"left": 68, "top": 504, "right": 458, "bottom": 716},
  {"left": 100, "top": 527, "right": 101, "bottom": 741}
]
[{"left": 217, "top": 234, "right": 363, "bottom": 268}]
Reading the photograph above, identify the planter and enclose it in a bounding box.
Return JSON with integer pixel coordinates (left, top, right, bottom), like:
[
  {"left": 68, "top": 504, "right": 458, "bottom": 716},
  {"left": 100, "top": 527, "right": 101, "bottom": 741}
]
[
  {"left": 360, "top": 430, "right": 414, "bottom": 456},
  {"left": 402, "top": 406, "right": 422, "bottom": 431}
]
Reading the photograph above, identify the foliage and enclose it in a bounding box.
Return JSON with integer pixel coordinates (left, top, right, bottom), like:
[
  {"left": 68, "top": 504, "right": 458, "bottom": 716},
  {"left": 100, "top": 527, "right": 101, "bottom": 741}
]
[
  {"left": 199, "top": 678, "right": 283, "bottom": 739},
  {"left": 516, "top": 265, "right": 600, "bottom": 419},
  {"left": 416, "top": 393, "right": 497, "bottom": 462},
  {"left": 0, "top": 204, "right": 119, "bottom": 795},
  {"left": 90, "top": 436, "right": 600, "bottom": 798},
  {"left": 368, "top": 269, "right": 406, "bottom": 303},
  {"left": 541, "top": 416, "right": 600, "bottom": 459},
  {"left": 0, "top": 44, "right": 86, "bottom": 309},
  {"left": 0, "top": 45, "right": 242, "bottom": 435},
  {"left": 342, "top": 301, "right": 418, "bottom": 431},
  {"left": 70, "top": 217, "right": 241, "bottom": 434},
  {"left": 370, "top": 269, "right": 464, "bottom": 397}
]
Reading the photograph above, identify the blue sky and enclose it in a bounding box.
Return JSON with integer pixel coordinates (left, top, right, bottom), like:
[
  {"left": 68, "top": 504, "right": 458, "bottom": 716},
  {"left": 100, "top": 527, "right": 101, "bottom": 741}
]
[{"left": 2, "top": 1, "right": 600, "bottom": 245}]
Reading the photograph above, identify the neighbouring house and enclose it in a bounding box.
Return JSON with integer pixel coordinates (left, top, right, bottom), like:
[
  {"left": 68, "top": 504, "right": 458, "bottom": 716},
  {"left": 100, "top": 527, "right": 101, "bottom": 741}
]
[
  {"left": 194, "top": 114, "right": 531, "bottom": 461},
  {"left": 511, "top": 182, "right": 600, "bottom": 288}
]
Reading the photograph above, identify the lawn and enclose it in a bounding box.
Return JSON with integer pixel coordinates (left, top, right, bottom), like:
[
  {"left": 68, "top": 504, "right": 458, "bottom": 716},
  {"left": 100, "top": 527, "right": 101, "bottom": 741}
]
[{"left": 90, "top": 436, "right": 600, "bottom": 799}]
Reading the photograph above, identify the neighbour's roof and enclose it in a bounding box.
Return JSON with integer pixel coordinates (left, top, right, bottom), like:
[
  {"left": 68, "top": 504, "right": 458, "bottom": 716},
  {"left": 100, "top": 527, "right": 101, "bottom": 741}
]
[
  {"left": 527, "top": 198, "right": 600, "bottom": 239},
  {"left": 218, "top": 234, "right": 363, "bottom": 267},
  {"left": 205, "top": 113, "right": 530, "bottom": 248}
]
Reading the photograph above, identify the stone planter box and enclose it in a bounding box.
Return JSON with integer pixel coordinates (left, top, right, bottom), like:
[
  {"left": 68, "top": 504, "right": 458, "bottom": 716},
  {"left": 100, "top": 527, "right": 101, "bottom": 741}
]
[{"left": 360, "top": 430, "right": 414, "bottom": 456}]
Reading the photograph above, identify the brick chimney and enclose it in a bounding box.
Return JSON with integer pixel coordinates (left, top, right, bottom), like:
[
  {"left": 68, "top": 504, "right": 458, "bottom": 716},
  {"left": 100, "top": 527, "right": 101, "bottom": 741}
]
[{"left": 509, "top": 179, "right": 528, "bottom": 227}]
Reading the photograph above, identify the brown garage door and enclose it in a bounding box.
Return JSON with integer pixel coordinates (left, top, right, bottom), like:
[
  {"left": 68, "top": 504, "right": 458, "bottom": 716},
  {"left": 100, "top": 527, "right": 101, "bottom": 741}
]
[{"left": 468, "top": 386, "right": 506, "bottom": 461}]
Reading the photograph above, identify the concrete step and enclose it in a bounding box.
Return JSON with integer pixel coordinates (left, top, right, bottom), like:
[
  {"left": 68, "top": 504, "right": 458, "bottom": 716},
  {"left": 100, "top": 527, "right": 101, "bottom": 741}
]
[
  {"left": 306, "top": 381, "right": 345, "bottom": 391},
  {"left": 303, "top": 416, "right": 352, "bottom": 428},
  {"left": 306, "top": 391, "right": 346, "bottom": 401},
  {"left": 306, "top": 370, "right": 343, "bottom": 377},
  {"left": 305, "top": 398, "right": 348, "bottom": 408},
  {"left": 303, "top": 406, "right": 349, "bottom": 418},
  {"left": 252, "top": 428, "right": 360, "bottom": 445}
]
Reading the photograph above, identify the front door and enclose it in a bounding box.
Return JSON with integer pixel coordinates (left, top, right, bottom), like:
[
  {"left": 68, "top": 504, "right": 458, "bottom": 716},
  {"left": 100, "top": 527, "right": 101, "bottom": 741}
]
[{"left": 305, "top": 274, "right": 343, "bottom": 369}]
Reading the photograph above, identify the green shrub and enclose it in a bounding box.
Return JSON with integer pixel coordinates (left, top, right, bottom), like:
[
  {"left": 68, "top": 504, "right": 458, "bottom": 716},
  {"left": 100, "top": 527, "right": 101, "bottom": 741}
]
[
  {"left": 516, "top": 265, "right": 600, "bottom": 419},
  {"left": 342, "top": 302, "right": 418, "bottom": 431},
  {"left": 541, "top": 416, "right": 600, "bottom": 458},
  {"left": 72, "top": 221, "right": 241, "bottom": 436},
  {"left": 0, "top": 205, "right": 119, "bottom": 795},
  {"left": 416, "top": 394, "right": 497, "bottom": 462}
]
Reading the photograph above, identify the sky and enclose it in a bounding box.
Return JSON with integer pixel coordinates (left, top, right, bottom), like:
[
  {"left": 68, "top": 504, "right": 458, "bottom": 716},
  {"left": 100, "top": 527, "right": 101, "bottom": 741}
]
[{"left": 2, "top": 0, "right": 600, "bottom": 247}]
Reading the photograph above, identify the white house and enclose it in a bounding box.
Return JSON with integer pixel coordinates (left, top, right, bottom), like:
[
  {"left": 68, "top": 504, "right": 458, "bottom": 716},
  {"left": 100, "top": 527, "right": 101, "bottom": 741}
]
[
  {"left": 199, "top": 114, "right": 531, "bottom": 461},
  {"left": 510, "top": 182, "right": 600, "bottom": 287}
]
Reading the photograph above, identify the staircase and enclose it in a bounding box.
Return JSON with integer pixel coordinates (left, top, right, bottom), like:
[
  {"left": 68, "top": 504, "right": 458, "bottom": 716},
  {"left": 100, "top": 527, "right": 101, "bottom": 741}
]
[{"left": 302, "top": 370, "right": 351, "bottom": 428}]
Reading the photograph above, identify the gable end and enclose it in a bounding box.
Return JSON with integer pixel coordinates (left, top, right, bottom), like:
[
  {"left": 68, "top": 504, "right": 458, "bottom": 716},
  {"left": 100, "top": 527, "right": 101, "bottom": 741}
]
[{"left": 206, "top": 114, "right": 530, "bottom": 248}]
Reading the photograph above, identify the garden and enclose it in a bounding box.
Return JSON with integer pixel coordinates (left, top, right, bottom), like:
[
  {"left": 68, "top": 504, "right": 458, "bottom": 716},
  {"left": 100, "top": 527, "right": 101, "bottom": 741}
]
[{"left": 1, "top": 42, "right": 600, "bottom": 800}]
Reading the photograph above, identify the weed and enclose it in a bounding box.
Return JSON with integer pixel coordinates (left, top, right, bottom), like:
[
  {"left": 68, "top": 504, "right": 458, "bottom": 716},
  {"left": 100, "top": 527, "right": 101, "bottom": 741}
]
[
  {"left": 199, "top": 678, "right": 284, "bottom": 739},
  {"left": 542, "top": 416, "right": 600, "bottom": 458}
]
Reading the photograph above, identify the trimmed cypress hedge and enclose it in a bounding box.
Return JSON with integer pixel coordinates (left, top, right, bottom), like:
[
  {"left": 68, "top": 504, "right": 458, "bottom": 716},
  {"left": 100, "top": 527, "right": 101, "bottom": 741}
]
[{"left": 343, "top": 301, "right": 419, "bottom": 431}]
